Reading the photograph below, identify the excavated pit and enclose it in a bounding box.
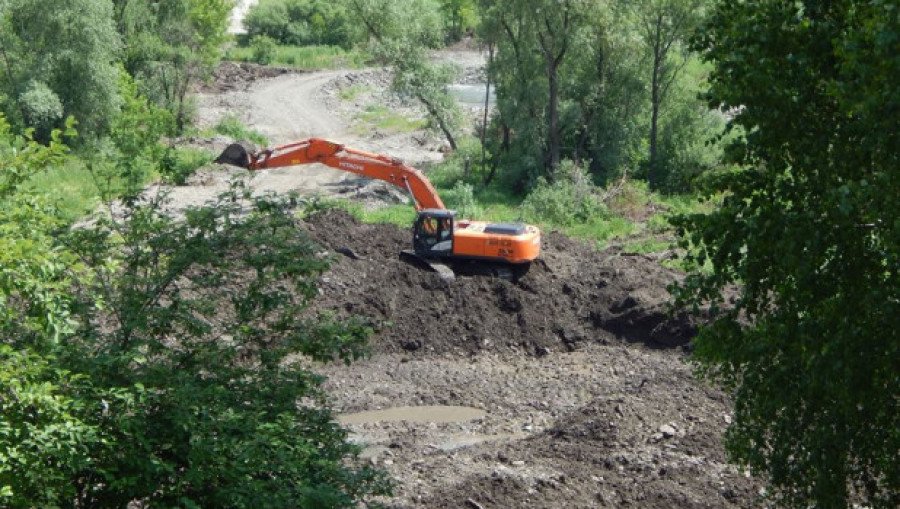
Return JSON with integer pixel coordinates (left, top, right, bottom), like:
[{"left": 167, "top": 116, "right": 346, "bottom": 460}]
[{"left": 302, "top": 209, "right": 703, "bottom": 357}]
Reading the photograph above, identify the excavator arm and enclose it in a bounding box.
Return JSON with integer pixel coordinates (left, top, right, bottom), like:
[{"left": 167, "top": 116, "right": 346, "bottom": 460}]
[{"left": 215, "top": 138, "right": 445, "bottom": 210}]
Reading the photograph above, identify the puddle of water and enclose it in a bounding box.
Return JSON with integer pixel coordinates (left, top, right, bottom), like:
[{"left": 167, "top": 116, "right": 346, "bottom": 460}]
[
  {"left": 337, "top": 405, "right": 486, "bottom": 425},
  {"left": 447, "top": 84, "right": 495, "bottom": 107}
]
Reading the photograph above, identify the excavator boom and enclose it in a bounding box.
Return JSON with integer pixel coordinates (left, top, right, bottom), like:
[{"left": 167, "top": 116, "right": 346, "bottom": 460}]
[{"left": 215, "top": 138, "right": 444, "bottom": 210}]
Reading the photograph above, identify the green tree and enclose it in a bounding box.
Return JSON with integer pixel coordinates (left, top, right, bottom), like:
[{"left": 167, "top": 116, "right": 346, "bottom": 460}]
[
  {"left": 674, "top": 1, "right": 899, "bottom": 506},
  {"left": 0, "top": 346, "right": 101, "bottom": 508},
  {"left": 0, "top": 117, "right": 102, "bottom": 508},
  {"left": 58, "top": 187, "right": 390, "bottom": 506},
  {"left": 344, "top": 0, "right": 444, "bottom": 48},
  {"left": 114, "top": 0, "right": 232, "bottom": 130},
  {"left": 479, "top": 0, "right": 644, "bottom": 186},
  {"left": 633, "top": 0, "right": 703, "bottom": 189},
  {"left": 244, "top": 0, "right": 361, "bottom": 48},
  {"left": 1, "top": 180, "right": 392, "bottom": 506},
  {"left": 0, "top": 0, "right": 121, "bottom": 138},
  {"left": 347, "top": 0, "right": 462, "bottom": 149},
  {"left": 440, "top": 0, "right": 478, "bottom": 42}
]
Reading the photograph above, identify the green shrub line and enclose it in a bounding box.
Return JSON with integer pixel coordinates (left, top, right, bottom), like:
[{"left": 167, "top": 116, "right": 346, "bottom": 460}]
[{"left": 226, "top": 42, "right": 370, "bottom": 70}]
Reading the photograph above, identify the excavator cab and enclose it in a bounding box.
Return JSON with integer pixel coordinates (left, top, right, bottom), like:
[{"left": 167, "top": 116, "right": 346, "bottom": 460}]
[{"left": 413, "top": 209, "right": 455, "bottom": 257}]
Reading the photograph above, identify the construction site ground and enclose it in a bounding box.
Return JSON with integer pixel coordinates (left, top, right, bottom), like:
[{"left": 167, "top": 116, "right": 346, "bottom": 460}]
[{"left": 182, "top": 54, "right": 763, "bottom": 507}]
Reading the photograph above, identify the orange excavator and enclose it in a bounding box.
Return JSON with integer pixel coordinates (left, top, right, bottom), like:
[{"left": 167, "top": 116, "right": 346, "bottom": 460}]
[{"left": 215, "top": 138, "right": 541, "bottom": 275}]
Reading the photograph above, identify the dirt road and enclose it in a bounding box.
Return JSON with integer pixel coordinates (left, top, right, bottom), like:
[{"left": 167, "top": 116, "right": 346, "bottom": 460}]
[
  {"left": 204, "top": 70, "right": 346, "bottom": 142},
  {"left": 185, "top": 65, "right": 446, "bottom": 212}
]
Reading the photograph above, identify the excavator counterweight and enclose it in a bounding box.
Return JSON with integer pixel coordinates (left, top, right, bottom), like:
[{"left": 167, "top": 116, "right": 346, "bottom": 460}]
[{"left": 216, "top": 138, "right": 541, "bottom": 268}]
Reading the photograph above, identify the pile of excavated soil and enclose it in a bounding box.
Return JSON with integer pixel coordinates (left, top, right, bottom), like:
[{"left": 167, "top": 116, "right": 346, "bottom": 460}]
[
  {"left": 302, "top": 209, "right": 701, "bottom": 357},
  {"left": 200, "top": 61, "right": 295, "bottom": 93}
]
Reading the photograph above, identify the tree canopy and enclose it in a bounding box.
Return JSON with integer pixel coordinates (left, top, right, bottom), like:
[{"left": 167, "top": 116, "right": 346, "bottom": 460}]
[
  {"left": 0, "top": 0, "right": 121, "bottom": 138},
  {"left": 675, "top": 1, "right": 899, "bottom": 506}
]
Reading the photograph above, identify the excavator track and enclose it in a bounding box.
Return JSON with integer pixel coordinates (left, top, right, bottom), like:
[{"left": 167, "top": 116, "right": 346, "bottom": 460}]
[
  {"left": 400, "top": 250, "right": 456, "bottom": 283},
  {"left": 400, "top": 251, "right": 531, "bottom": 282}
]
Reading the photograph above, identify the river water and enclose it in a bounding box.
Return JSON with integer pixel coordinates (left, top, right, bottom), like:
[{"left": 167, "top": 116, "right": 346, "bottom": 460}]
[
  {"left": 229, "top": 0, "right": 259, "bottom": 35},
  {"left": 447, "top": 83, "right": 495, "bottom": 109}
]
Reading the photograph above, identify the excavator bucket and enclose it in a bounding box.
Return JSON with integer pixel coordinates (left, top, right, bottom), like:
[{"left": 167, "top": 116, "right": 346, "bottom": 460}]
[{"left": 215, "top": 142, "right": 253, "bottom": 168}]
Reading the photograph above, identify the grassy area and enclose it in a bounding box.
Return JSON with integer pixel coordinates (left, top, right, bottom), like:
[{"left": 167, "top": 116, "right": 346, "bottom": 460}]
[
  {"left": 351, "top": 105, "right": 426, "bottom": 136},
  {"left": 24, "top": 146, "right": 215, "bottom": 222},
  {"left": 623, "top": 238, "right": 673, "bottom": 255},
  {"left": 338, "top": 84, "right": 373, "bottom": 102},
  {"left": 163, "top": 147, "right": 214, "bottom": 185},
  {"left": 25, "top": 158, "right": 104, "bottom": 221},
  {"left": 225, "top": 44, "right": 369, "bottom": 70},
  {"left": 207, "top": 115, "right": 268, "bottom": 146}
]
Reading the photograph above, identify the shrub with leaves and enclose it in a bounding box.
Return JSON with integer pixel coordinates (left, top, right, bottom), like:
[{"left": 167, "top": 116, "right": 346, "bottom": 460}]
[
  {"left": 0, "top": 346, "right": 103, "bottom": 508},
  {"left": 55, "top": 184, "right": 391, "bottom": 507},
  {"left": 522, "top": 160, "right": 608, "bottom": 226},
  {"left": 250, "top": 34, "right": 279, "bottom": 65},
  {"left": 244, "top": 0, "right": 361, "bottom": 48},
  {"left": 18, "top": 81, "right": 63, "bottom": 139},
  {"left": 2, "top": 158, "right": 391, "bottom": 505}
]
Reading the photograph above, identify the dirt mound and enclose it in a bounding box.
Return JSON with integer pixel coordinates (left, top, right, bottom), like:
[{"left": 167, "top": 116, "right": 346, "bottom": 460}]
[
  {"left": 302, "top": 209, "right": 701, "bottom": 356},
  {"left": 201, "top": 61, "right": 295, "bottom": 93}
]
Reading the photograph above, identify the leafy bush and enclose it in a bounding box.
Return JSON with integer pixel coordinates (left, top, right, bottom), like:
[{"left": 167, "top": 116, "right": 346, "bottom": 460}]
[
  {"left": 427, "top": 136, "right": 488, "bottom": 188},
  {"left": 244, "top": 0, "right": 361, "bottom": 48},
  {"left": 250, "top": 34, "right": 278, "bottom": 64},
  {"left": 64, "top": 187, "right": 389, "bottom": 506},
  {"left": 160, "top": 147, "right": 213, "bottom": 185},
  {"left": 2, "top": 116, "right": 391, "bottom": 504},
  {"left": 442, "top": 181, "right": 482, "bottom": 219},
  {"left": 521, "top": 160, "right": 608, "bottom": 226},
  {"left": 226, "top": 43, "right": 370, "bottom": 70},
  {"left": 0, "top": 186, "right": 391, "bottom": 507},
  {"left": 0, "top": 346, "right": 102, "bottom": 508},
  {"left": 18, "top": 81, "right": 63, "bottom": 139}
]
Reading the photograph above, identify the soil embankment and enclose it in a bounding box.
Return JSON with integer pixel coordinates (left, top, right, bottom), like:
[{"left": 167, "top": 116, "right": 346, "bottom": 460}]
[
  {"left": 301, "top": 210, "right": 759, "bottom": 508},
  {"left": 304, "top": 209, "right": 700, "bottom": 356}
]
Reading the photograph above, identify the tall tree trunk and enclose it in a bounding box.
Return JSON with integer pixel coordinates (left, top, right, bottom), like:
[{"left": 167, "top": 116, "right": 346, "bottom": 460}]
[
  {"left": 417, "top": 93, "right": 457, "bottom": 150},
  {"left": 546, "top": 61, "right": 561, "bottom": 176},
  {"left": 536, "top": 6, "right": 571, "bottom": 179},
  {"left": 481, "top": 44, "right": 494, "bottom": 176},
  {"left": 649, "top": 61, "right": 660, "bottom": 187},
  {"left": 648, "top": 14, "right": 663, "bottom": 189}
]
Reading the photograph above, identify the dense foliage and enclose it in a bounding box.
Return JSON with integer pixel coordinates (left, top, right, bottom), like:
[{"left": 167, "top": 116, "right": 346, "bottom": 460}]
[
  {"left": 0, "top": 0, "right": 121, "bottom": 139},
  {"left": 115, "top": 0, "right": 232, "bottom": 130},
  {"left": 674, "top": 1, "right": 898, "bottom": 506},
  {"left": 0, "top": 135, "right": 391, "bottom": 505},
  {"left": 476, "top": 0, "right": 723, "bottom": 191},
  {"left": 245, "top": 0, "right": 360, "bottom": 48}
]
